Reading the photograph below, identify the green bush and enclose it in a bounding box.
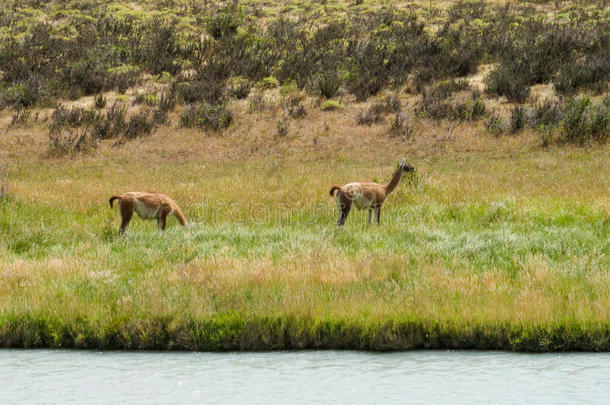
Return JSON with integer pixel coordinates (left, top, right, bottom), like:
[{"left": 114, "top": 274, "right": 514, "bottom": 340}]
[
  {"left": 256, "top": 76, "right": 280, "bottom": 90},
  {"left": 485, "top": 66, "right": 530, "bottom": 103},
  {"left": 321, "top": 100, "right": 345, "bottom": 111},
  {"left": 180, "top": 103, "right": 233, "bottom": 131},
  {"left": 510, "top": 105, "right": 532, "bottom": 134},
  {"left": 206, "top": 5, "right": 241, "bottom": 39},
  {"left": 560, "top": 97, "right": 609, "bottom": 145},
  {"left": 316, "top": 71, "right": 341, "bottom": 99},
  {"left": 227, "top": 76, "right": 252, "bottom": 99}
]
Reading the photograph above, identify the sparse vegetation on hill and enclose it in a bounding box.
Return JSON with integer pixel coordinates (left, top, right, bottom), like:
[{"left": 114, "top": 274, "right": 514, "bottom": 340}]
[{"left": 0, "top": 0, "right": 607, "bottom": 148}]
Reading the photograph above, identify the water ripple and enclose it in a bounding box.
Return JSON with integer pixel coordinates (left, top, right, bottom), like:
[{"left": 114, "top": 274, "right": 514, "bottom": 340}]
[{"left": 1, "top": 350, "right": 609, "bottom": 404}]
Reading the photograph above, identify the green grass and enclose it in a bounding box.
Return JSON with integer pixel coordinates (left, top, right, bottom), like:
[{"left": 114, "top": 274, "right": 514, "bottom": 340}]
[{"left": 0, "top": 148, "right": 608, "bottom": 351}]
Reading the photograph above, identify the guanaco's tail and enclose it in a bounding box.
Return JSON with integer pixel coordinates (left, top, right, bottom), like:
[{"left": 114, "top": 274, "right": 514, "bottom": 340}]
[
  {"left": 109, "top": 195, "right": 121, "bottom": 208},
  {"left": 173, "top": 207, "right": 188, "bottom": 226},
  {"left": 329, "top": 185, "right": 341, "bottom": 196}
]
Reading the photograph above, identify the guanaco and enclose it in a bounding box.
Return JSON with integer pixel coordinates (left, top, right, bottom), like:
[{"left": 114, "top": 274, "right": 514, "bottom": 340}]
[
  {"left": 329, "top": 159, "right": 415, "bottom": 226},
  {"left": 109, "top": 191, "right": 187, "bottom": 234}
]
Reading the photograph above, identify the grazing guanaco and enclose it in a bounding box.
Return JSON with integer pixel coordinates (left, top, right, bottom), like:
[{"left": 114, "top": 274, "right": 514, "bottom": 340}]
[
  {"left": 109, "top": 191, "right": 187, "bottom": 234},
  {"left": 329, "top": 159, "right": 415, "bottom": 226}
]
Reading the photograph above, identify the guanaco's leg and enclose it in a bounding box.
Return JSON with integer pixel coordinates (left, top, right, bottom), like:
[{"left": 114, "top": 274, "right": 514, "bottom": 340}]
[
  {"left": 157, "top": 206, "right": 172, "bottom": 231},
  {"left": 375, "top": 207, "right": 381, "bottom": 226},
  {"left": 157, "top": 215, "right": 167, "bottom": 230},
  {"left": 368, "top": 209, "right": 373, "bottom": 226},
  {"left": 119, "top": 200, "right": 134, "bottom": 235}
]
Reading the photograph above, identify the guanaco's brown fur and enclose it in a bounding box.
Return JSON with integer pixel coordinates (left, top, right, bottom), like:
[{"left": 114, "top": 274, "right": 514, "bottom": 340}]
[
  {"left": 329, "top": 159, "right": 415, "bottom": 226},
  {"left": 109, "top": 191, "right": 187, "bottom": 234}
]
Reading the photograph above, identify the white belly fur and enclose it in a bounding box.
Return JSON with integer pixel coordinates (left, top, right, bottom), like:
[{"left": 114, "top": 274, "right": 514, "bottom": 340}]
[
  {"left": 342, "top": 183, "right": 374, "bottom": 210},
  {"left": 134, "top": 200, "right": 161, "bottom": 219}
]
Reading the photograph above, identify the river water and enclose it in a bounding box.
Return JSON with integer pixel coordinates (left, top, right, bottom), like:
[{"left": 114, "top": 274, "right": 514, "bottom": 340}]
[{"left": 1, "top": 350, "right": 609, "bottom": 404}]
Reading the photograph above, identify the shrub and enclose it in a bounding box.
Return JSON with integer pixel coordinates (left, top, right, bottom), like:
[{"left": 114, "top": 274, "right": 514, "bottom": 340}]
[
  {"left": 533, "top": 99, "right": 563, "bottom": 127},
  {"left": 538, "top": 124, "right": 556, "bottom": 148},
  {"left": 452, "top": 91, "right": 485, "bottom": 121},
  {"left": 133, "top": 91, "right": 158, "bottom": 107},
  {"left": 416, "top": 88, "right": 452, "bottom": 119},
  {"left": 94, "top": 94, "right": 107, "bottom": 109},
  {"left": 227, "top": 76, "right": 252, "bottom": 99},
  {"left": 206, "top": 6, "right": 241, "bottom": 39},
  {"left": 50, "top": 105, "right": 98, "bottom": 132},
  {"left": 136, "top": 19, "right": 183, "bottom": 75},
  {"left": 554, "top": 56, "right": 609, "bottom": 95},
  {"left": 282, "top": 93, "right": 307, "bottom": 119},
  {"left": 152, "top": 90, "right": 176, "bottom": 125},
  {"left": 48, "top": 128, "right": 97, "bottom": 156},
  {"left": 485, "top": 111, "right": 506, "bottom": 136},
  {"left": 124, "top": 110, "right": 156, "bottom": 139},
  {"left": 321, "top": 100, "right": 345, "bottom": 111},
  {"left": 357, "top": 93, "right": 402, "bottom": 125},
  {"left": 316, "top": 71, "right": 341, "bottom": 99},
  {"left": 357, "top": 108, "right": 383, "bottom": 126},
  {"left": 559, "top": 97, "right": 609, "bottom": 145},
  {"left": 92, "top": 103, "right": 127, "bottom": 140},
  {"left": 485, "top": 66, "right": 530, "bottom": 103},
  {"left": 510, "top": 105, "right": 532, "bottom": 134},
  {"left": 388, "top": 112, "right": 413, "bottom": 139},
  {"left": 415, "top": 81, "right": 476, "bottom": 120},
  {"left": 180, "top": 103, "right": 233, "bottom": 131},
  {"left": 279, "top": 81, "right": 298, "bottom": 97},
  {"left": 174, "top": 78, "right": 226, "bottom": 105},
  {"left": 10, "top": 109, "right": 32, "bottom": 127},
  {"left": 256, "top": 76, "right": 280, "bottom": 90},
  {"left": 276, "top": 117, "right": 289, "bottom": 137},
  {"left": 248, "top": 91, "right": 272, "bottom": 112},
  {"left": 559, "top": 97, "right": 589, "bottom": 144},
  {"left": 3, "top": 75, "right": 48, "bottom": 107},
  {"left": 427, "top": 80, "right": 469, "bottom": 99}
]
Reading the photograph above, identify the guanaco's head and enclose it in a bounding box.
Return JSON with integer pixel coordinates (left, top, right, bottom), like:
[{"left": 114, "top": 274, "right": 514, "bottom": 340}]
[{"left": 398, "top": 158, "right": 415, "bottom": 173}]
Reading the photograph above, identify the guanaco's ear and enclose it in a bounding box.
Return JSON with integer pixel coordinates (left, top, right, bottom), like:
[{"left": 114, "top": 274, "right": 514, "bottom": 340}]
[{"left": 399, "top": 158, "right": 406, "bottom": 166}]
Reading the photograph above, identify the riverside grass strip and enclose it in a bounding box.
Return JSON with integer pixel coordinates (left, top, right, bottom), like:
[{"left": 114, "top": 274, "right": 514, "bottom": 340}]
[{"left": 2, "top": 315, "right": 609, "bottom": 352}]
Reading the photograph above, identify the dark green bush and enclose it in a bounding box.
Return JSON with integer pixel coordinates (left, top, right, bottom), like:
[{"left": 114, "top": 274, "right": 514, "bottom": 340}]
[
  {"left": 510, "top": 105, "right": 532, "bottom": 133},
  {"left": 48, "top": 128, "right": 97, "bottom": 156},
  {"left": 94, "top": 94, "right": 107, "bottom": 109},
  {"left": 227, "top": 77, "right": 252, "bottom": 99},
  {"left": 152, "top": 90, "right": 176, "bottom": 125},
  {"left": 533, "top": 99, "right": 563, "bottom": 127},
  {"left": 357, "top": 94, "right": 402, "bottom": 125},
  {"left": 485, "top": 66, "right": 530, "bottom": 103},
  {"left": 453, "top": 91, "right": 486, "bottom": 121},
  {"left": 93, "top": 103, "right": 128, "bottom": 140},
  {"left": 180, "top": 103, "right": 233, "bottom": 131},
  {"left": 560, "top": 97, "right": 609, "bottom": 145},
  {"left": 206, "top": 5, "right": 241, "bottom": 39},
  {"left": 317, "top": 70, "right": 342, "bottom": 99},
  {"left": 485, "top": 111, "right": 506, "bottom": 136},
  {"left": 555, "top": 56, "right": 609, "bottom": 95},
  {"left": 124, "top": 110, "right": 155, "bottom": 139},
  {"left": 50, "top": 105, "right": 98, "bottom": 132}
]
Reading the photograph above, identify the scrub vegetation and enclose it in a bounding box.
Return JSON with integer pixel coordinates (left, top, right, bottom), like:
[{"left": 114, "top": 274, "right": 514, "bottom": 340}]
[{"left": 0, "top": 0, "right": 608, "bottom": 351}]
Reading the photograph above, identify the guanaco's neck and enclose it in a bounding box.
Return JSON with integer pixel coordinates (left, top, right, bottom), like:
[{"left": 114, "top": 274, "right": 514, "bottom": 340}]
[{"left": 384, "top": 166, "right": 403, "bottom": 195}]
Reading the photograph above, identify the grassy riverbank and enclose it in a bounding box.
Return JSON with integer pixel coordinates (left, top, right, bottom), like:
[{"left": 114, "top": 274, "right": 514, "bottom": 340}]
[
  {"left": 1, "top": 117, "right": 609, "bottom": 351},
  {"left": 0, "top": 0, "right": 609, "bottom": 351}
]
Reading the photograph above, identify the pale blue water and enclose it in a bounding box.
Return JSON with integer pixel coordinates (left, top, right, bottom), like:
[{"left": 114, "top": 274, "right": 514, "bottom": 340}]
[{"left": 1, "top": 350, "right": 609, "bottom": 404}]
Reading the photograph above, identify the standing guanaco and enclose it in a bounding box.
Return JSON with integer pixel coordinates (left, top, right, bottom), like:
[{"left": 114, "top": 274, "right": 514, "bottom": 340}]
[
  {"left": 109, "top": 191, "right": 187, "bottom": 234},
  {"left": 329, "top": 159, "right": 415, "bottom": 226}
]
